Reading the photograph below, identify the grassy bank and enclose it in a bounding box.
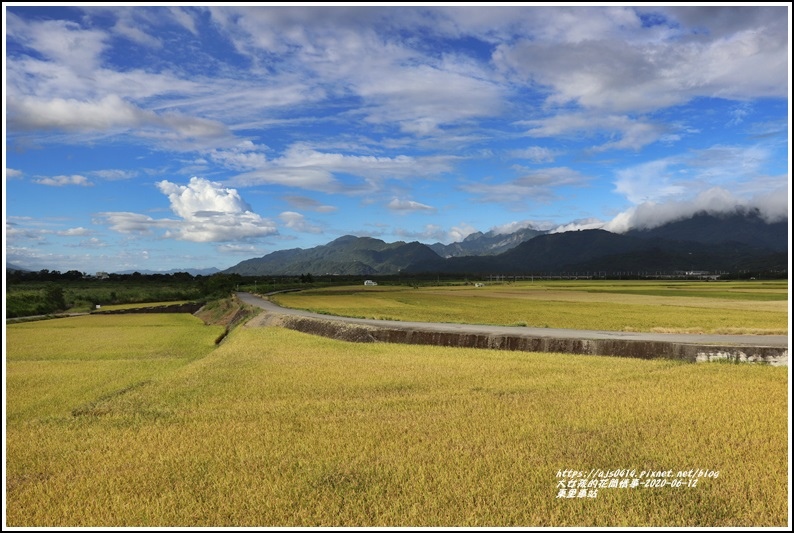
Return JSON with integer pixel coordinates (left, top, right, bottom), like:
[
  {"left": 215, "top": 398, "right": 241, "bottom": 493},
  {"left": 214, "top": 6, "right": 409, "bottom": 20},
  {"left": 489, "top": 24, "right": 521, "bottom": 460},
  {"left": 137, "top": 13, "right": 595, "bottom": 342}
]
[{"left": 5, "top": 317, "right": 788, "bottom": 527}]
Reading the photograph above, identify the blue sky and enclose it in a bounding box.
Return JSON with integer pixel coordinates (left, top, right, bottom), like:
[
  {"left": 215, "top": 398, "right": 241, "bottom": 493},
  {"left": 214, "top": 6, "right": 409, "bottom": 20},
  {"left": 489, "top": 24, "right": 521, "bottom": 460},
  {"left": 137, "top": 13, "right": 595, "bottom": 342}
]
[{"left": 3, "top": 4, "right": 790, "bottom": 273}]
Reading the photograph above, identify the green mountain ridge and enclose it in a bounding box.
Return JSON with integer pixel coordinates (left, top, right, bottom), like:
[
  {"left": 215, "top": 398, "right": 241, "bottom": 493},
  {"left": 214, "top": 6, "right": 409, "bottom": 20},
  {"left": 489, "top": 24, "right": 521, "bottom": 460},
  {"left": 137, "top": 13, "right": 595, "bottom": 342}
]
[{"left": 223, "top": 211, "right": 788, "bottom": 276}]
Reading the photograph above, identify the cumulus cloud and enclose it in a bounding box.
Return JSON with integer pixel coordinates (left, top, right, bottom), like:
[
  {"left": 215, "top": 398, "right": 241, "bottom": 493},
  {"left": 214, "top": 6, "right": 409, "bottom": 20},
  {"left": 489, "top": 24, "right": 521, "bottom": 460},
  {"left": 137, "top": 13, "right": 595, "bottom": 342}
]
[
  {"left": 155, "top": 177, "right": 278, "bottom": 242},
  {"left": 34, "top": 175, "right": 93, "bottom": 187},
  {"left": 98, "top": 177, "right": 277, "bottom": 242},
  {"left": 6, "top": 168, "right": 23, "bottom": 179}
]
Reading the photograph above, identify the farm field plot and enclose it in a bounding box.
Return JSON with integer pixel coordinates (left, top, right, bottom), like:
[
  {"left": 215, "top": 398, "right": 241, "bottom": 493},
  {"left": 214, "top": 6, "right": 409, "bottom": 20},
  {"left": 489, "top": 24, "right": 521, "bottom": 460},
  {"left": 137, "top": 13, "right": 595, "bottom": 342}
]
[
  {"left": 271, "top": 280, "right": 788, "bottom": 335},
  {"left": 5, "top": 315, "right": 788, "bottom": 527}
]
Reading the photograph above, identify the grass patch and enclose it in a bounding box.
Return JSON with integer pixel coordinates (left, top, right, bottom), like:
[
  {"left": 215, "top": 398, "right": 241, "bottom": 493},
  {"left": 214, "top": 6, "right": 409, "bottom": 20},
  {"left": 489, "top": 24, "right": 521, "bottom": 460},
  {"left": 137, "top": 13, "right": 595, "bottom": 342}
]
[{"left": 5, "top": 323, "right": 788, "bottom": 527}]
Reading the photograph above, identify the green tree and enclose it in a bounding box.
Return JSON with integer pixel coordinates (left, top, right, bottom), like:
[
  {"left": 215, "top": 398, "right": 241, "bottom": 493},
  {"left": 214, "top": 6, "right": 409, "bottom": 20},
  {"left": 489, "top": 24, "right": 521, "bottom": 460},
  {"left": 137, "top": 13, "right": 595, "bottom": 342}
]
[{"left": 42, "top": 284, "right": 66, "bottom": 311}]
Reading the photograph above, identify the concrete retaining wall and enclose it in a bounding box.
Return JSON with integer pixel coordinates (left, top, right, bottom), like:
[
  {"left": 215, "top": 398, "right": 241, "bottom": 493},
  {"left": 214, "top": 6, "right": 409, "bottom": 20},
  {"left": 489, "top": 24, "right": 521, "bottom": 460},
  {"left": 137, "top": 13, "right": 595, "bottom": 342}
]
[{"left": 256, "top": 313, "right": 787, "bottom": 365}]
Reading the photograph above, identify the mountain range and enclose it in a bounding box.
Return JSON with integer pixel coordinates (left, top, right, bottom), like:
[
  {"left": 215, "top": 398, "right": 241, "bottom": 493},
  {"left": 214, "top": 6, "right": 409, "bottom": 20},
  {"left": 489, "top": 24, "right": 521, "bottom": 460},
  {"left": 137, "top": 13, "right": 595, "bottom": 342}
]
[
  {"left": 114, "top": 267, "right": 222, "bottom": 276},
  {"left": 429, "top": 226, "right": 548, "bottom": 257},
  {"left": 223, "top": 210, "right": 788, "bottom": 276}
]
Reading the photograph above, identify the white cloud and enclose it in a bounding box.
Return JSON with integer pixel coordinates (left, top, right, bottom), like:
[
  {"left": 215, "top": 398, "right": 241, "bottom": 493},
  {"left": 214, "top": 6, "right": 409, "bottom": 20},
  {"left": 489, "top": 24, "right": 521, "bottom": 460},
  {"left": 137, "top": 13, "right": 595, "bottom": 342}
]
[
  {"left": 217, "top": 243, "right": 264, "bottom": 255},
  {"left": 231, "top": 143, "right": 456, "bottom": 194},
  {"left": 509, "top": 146, "right": 558, "bottom": 163},
  {"left": 604, "top": 187, "right": 789, "bottom": 233},
  {"left": 448, "top": 223, "right": 479, "bottom": 242},
  {"left": 5, "top": 221, "right": 48, "bottom": 242},
  {"left": 34, "top": 175, "right": 93, "bottom": 187},
  {"left": 278, "top": 211, "right": 323, "bottom": 234},
  {"left": 520, "top": 113, "right": 667, "bottom": 152},
  {"left": 112, "top": 19, "right": 162, "bottom": 48},
  {"left": 208, "top": 141, "right": 269, "bottom": 171},
  {"left": 57, "top": 227, "right": 92, "bottom": 237},
  {"left": 550, "top": 218, "right": 606, "bottom": 234},
  {"left": 98, "top": 211, "right": 175, "bottom": 235},
  {"left": 612, "top": 144, "right": 780, "bottom": 207},
  {"left": 99, "top": 178, "right": 279, "bottom": 243},
  {"left": 8, "top": 94, "right": 229, "bottom": 142},
  {"left": 490, "top": 220, "right": 550, "bottom": 235},
  {"left": 167, "top": 7, "right": 199, "bottom": 35},
  {"left": 6, "top": 168, "right": 23, "bottom": 179},
  {"left": 395, "top": 224, "right": 448, "bottom": 243},
  {"left": 156, "top": 177, "right": 277, "bottom": 242},
  {"left": 283, "top": 195, "right": 337, "bottom": 213},
  {"left": 7, "top": 14, "right": 108, "bottom": 72},
  {"left": 493, "top": 7, "right": 787, "bottom": 113},
  {"left": 387, "top": 198, "right": 436, "bottom": 213},
  {"left": 69, "top": 237, "right": 107, "bottom": 249},
  {"left": 613, "top": 159, "right": 689, "bottom": 205},
  {"left": 462, "top": 167, "right": 591, "bottom": 205},
  {"left": 91, "top": 169, "right": 138, "bottom": 181},
  {"left": 356, "top": 64, "right": 505, "bottom": 136}
]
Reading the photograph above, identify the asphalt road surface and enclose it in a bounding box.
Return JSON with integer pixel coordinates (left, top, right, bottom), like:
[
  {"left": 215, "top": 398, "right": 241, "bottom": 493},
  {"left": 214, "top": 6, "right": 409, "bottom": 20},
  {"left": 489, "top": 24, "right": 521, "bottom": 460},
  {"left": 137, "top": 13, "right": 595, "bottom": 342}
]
[{"left": 237, "top": 292, "right": 789, "bottom": 348}]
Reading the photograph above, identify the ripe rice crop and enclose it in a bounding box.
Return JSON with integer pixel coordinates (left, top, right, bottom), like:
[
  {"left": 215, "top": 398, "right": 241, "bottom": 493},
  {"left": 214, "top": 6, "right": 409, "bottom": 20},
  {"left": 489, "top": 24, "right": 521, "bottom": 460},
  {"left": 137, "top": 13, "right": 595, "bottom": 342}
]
[
  {"left": 5, "top": 317, "right": 788, "bottom": 527},
  {"left": 271, "top": 281, "right": 788, "bottom": 334}
]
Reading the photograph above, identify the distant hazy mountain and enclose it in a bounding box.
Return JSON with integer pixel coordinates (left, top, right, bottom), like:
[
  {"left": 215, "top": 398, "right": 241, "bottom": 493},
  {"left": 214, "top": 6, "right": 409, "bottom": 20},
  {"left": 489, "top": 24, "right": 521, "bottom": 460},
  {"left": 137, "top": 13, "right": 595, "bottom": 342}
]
[
  {"left": 223, "top": 235, "right": 441, "bottom": 276},
  {"left": 115, "top": 267, "right": 221, "bottom": 276},
  {"left": 430, "top": 226, "right": 547, "bottom": 257},
  {"left": 6, "top": 263, "right": 30, "bottom": 272}
]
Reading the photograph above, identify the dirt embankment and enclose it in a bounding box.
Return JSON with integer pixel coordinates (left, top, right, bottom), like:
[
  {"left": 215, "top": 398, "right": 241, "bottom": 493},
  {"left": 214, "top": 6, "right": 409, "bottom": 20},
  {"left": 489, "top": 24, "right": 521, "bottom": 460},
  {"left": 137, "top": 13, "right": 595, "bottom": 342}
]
[{"left": 196, "top": 295, "right": 262, "bottom": 344}]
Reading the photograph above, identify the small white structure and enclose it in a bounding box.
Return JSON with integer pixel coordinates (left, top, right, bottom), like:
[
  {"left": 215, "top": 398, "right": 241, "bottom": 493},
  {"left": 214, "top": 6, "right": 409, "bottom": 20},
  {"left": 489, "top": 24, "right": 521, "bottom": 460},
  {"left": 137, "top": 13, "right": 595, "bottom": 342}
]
[{"left": 364, "top": 280, "right": 378, "bottom": 286}]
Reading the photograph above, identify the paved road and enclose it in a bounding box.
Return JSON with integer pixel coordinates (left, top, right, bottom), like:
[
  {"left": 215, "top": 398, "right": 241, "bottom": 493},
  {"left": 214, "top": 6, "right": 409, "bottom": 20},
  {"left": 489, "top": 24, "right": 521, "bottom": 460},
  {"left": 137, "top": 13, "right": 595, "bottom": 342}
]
[{"left": 237, "top": 292, "right": 790, "bottom": 348}]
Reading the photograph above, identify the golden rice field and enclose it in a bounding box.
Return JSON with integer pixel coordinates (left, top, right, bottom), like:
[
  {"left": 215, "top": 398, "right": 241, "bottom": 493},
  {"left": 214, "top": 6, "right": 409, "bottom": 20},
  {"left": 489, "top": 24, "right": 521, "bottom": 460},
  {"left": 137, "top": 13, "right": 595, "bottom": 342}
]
[
  {"left": 5, "top": 312, "right": 789, "bottom": 527},
  {"left": 92, "top": 300, "right": 192, "bottom": 311},
  {"left": 271, "top": 280, "right": 788, "bottom": 334}
]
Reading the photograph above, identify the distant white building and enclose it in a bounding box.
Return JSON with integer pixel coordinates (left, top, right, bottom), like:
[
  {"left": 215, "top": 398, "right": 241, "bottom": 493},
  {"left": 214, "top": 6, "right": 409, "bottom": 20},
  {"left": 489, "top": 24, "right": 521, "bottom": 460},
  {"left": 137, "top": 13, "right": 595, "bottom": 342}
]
[{"left": 364, "top": 280, "right": 378, "bottom": 286}]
